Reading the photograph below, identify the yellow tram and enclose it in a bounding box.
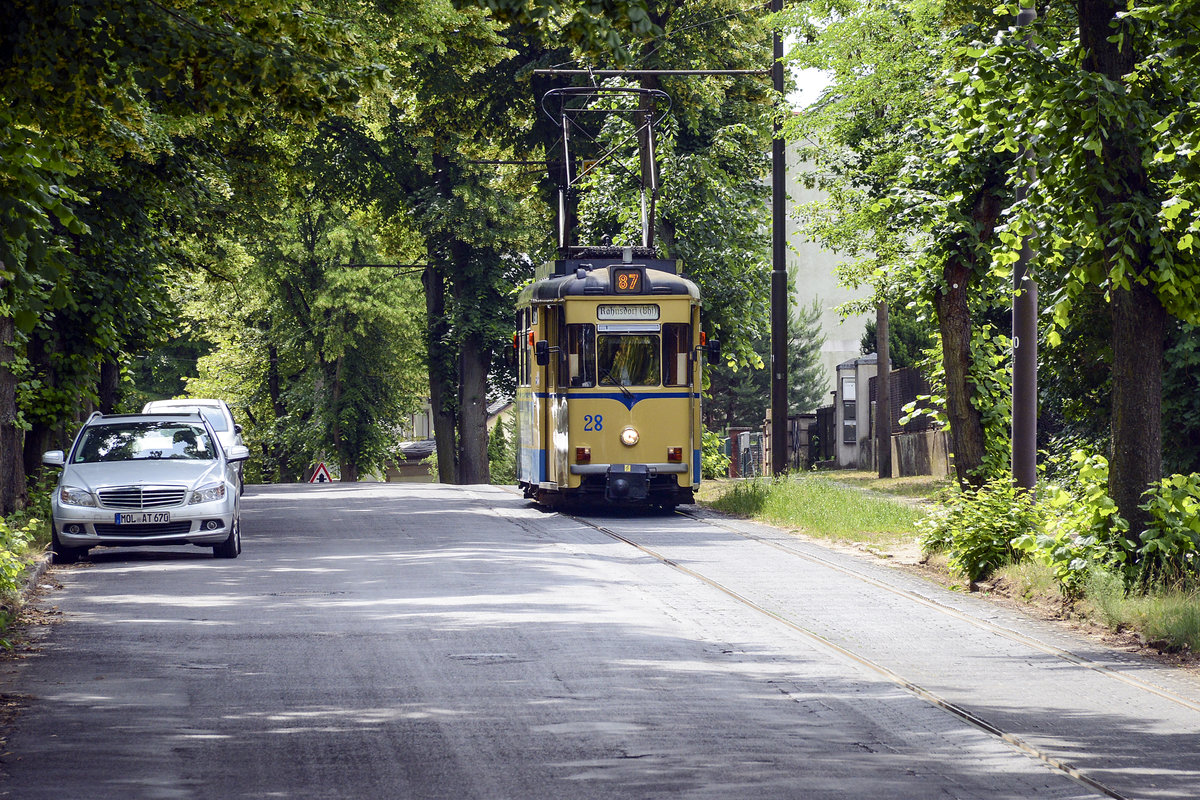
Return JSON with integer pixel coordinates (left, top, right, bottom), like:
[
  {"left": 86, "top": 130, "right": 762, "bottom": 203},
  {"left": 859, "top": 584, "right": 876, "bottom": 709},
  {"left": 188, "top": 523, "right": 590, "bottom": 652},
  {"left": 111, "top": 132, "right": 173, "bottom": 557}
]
[{"left": 515, "top": 248, "right": 712, "bottom": 509}]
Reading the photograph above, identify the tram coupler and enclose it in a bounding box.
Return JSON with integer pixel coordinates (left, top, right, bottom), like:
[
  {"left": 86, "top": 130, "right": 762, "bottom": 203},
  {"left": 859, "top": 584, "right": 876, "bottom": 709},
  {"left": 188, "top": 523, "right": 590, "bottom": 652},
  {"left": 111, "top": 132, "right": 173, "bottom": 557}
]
[{"left": 605, "top": 464, "right": 650, "bottom": 503}]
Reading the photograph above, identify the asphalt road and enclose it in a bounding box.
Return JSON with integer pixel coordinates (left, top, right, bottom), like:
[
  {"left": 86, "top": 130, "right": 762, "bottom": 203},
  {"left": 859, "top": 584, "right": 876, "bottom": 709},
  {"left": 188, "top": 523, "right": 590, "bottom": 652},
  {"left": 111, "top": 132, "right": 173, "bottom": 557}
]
[{"left": 2, "top": 483, "right": 1199, "bottom": 799}]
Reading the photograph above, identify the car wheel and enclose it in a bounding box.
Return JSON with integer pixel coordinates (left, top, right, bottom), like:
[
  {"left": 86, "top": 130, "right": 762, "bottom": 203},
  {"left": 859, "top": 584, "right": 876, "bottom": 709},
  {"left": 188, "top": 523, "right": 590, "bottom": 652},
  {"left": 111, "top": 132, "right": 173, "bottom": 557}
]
[
  {"left": 213, "top": 513, "right": 240, "bottom": 559},
  {"left": 51, "top": 526, "right": 87, "bottom": 565}
]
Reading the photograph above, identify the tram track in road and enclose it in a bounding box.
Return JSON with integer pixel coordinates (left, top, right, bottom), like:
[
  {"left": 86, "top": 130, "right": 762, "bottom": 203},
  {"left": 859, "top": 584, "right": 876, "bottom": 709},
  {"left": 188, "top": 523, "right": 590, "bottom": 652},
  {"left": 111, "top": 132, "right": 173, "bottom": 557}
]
[
  {"left": 679, "top": 509, "right": 1200, "bottom": 717},
  {"left": 566, "top": 507, "right": 1141, "bottom": 800}
]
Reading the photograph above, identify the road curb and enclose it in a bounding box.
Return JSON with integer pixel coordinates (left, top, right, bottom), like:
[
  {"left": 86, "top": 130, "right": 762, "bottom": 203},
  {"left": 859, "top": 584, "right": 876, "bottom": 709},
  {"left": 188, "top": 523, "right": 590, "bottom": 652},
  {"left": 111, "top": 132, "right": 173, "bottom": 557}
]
[{"left": 22, "top": 553, "right": 52, "bottom": 597}]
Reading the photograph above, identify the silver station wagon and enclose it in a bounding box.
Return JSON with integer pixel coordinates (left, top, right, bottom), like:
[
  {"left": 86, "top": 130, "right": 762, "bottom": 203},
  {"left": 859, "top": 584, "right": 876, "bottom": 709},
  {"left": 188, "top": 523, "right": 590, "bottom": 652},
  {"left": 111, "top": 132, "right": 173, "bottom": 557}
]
[{"left": 43, "top": 411, "right": 249, "bottom": 563}]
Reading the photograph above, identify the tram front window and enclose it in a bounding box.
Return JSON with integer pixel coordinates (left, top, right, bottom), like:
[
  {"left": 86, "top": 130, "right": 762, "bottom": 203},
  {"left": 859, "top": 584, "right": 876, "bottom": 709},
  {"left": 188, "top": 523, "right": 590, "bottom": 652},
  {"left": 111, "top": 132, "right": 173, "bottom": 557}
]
[{"left": 599, "top": 334, "right": 660, "bottom": 386}]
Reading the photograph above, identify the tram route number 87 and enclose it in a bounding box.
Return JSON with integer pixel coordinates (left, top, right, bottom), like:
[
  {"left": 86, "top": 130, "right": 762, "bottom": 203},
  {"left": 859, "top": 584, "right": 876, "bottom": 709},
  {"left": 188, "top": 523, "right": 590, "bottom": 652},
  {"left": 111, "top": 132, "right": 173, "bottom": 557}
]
[
  {"left": 613, "top": 269, "right": 641, "bottom": 294},
  {"left": 584, "top": 414, "right": 603, "bottom": 431}
]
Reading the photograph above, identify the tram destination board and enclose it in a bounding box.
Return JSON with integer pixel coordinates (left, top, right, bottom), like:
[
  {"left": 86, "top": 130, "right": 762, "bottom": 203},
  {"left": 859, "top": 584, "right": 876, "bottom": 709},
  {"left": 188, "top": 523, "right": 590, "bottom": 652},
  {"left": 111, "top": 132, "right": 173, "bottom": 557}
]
[{"left": 597, "top": 304, "right": 659, "bottom": 321}]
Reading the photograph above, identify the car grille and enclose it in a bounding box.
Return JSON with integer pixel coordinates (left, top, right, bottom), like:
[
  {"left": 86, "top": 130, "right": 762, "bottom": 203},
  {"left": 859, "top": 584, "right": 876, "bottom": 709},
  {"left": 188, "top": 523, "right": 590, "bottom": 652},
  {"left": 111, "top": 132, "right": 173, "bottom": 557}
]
[
  {"left": 99, "top": 486, "right": 187, "bottom": 509},
  {"left": 93, "top": 521, "right": 194, "bottom": 536}
]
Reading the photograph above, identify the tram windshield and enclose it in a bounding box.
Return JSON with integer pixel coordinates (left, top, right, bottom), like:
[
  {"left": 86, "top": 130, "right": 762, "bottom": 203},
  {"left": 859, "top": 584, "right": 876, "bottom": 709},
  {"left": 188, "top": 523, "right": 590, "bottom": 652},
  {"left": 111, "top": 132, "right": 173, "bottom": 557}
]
[
  {"left": 599, "top": 334, "right": 660, "bottom": 386},
  {"left": 562, "top": 322, "right": 692, "bottom": 388}
]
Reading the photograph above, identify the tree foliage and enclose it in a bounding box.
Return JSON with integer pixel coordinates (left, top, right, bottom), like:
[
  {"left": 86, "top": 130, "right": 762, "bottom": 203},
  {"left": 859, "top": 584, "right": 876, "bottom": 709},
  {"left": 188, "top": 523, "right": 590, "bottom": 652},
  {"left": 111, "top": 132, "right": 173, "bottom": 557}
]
[
  {"left": 782, "top": 0, "right": 1013, "bottom": 488},
  {"left": 950, "top": 0, "right": 1200, "bottom": 533}
]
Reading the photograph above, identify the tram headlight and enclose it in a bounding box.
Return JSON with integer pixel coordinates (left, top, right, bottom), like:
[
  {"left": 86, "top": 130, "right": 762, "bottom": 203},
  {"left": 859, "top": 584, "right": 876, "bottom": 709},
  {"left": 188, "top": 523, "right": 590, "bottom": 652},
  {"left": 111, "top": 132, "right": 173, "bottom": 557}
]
[{"left": 620, "top": 427, "right": 639, "bottom": 447}]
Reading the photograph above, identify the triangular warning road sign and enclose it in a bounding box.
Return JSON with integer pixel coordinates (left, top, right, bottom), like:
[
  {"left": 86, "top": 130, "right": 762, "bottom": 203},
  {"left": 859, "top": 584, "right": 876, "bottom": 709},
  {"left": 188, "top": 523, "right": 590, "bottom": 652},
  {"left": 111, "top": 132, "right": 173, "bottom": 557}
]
[{"left": 309, "top": 462, "right": 334, "bottom": 484}]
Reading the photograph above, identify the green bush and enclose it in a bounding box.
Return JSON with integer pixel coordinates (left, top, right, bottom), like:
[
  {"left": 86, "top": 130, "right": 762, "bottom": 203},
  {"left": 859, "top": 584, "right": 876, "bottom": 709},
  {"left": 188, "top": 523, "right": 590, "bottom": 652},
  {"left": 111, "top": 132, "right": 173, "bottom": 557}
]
[
  {"left": 488, "top": 415, "right": 516, "bottom": 485},
  {"left": 701, "top": 428, "right": 731, "bottom": 480},
  {"left": 920, "top": 476, "right": 1039, "bottom": 583},
  {"left": 0, "top": 516, "right": 39, "bottom": 597},
  {"left": 1012, "top": 451, "right": 1127, "bottom": 597},
  {"left": 1133, "top": 473, "right": 1200, "bottom": 590}
]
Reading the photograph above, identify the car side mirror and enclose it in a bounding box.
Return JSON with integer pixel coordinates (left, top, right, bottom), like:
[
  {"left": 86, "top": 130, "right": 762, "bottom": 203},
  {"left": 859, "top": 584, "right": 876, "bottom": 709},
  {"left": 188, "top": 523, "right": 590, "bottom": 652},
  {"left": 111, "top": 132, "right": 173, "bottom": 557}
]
[
  {"left": 235, "top": 424, "right": 243, "bottom": 435},
  {"left": 42, "top": 450, "right": 65, "bottom": 467},
  {"left": 226, "top": 445, "right": 251, "bottom": 462},
  {"left": 535, "top": 339, "right": 550, "bottom": 366}
]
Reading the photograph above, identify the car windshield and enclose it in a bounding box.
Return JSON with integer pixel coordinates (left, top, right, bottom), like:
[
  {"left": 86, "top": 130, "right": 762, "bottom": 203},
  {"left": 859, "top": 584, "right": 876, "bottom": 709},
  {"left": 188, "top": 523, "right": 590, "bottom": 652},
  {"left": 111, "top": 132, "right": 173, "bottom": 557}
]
[
  {"left": 151, "top": 404, "right": 228, "bottom": 431},
  {"left": 72, "top": 422, "right": 216, "bottom": 463},
  {"left": 196, "top": 408, "right": 229, "bottom": 432}
]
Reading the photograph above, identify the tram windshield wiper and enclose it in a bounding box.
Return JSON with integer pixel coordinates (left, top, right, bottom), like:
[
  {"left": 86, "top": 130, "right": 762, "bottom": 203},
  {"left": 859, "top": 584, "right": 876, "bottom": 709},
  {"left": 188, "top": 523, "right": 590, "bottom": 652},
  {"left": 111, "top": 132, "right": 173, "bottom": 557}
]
[{"left": 598, "top": 368, "right": 634, "bottom": 400}]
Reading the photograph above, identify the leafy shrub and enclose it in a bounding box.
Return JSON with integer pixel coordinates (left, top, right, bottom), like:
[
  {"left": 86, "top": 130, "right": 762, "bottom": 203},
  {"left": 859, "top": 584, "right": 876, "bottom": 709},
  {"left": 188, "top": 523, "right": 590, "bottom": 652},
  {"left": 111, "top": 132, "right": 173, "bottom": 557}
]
[
  {"left": 1132, "top": 473, "right": 1200, "bottom": 590},
  {"left": 919, "top": 476, "right": 1039, "bottom": 583},
  {"left": 488, "top": 415, "right": 516, "bottom": 485},
  {"left": 1012, "top": 451, "right": 1127, "bottom": 597},
  {"left": 0, "top": 516, "right": 39, "bottom": 597},
  {"left": 701, "top": 428, "right": 731, "bottom": 480}
]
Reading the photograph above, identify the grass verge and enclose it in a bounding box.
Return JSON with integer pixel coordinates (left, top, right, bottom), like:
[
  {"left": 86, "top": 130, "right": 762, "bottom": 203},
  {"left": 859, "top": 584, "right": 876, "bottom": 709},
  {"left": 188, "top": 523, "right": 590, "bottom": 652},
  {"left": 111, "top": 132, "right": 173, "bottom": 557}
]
[{"left": 700, "top": 473, "right": 926, "bottom": 551}]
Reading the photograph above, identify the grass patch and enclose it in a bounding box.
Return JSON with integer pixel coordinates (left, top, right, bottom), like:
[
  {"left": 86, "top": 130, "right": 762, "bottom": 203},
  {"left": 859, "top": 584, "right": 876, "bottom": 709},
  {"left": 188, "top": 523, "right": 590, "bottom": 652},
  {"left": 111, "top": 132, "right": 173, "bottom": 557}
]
[
  {"left": 985, "top": 560, "right": 1062, "bottom": 605},
  {"left": 819, "top": 469, "right": 951, "bottom": 502},
  {"left": 702, "top": 474, "right": 924, "bottom": 547},
  {"left": 1085, "top": 569, "right": 1200, "bottom": 653}
]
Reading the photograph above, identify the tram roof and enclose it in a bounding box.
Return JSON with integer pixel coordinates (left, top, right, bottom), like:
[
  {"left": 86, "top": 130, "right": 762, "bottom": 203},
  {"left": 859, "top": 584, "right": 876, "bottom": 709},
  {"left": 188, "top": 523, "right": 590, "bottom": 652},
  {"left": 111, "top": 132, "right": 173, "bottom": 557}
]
[{"left": 521, "top": 257, "right": 699, "bottom": 303}]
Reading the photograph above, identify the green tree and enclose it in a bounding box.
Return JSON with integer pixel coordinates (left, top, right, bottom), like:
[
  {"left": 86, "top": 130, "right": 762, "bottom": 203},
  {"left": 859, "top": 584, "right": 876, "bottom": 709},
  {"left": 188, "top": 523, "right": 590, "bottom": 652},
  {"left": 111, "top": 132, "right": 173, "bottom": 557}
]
[
  {"left": 0, "top": 113, "right": 88, "bottom": 513},
  {"left": 182, "top": 181, "right": 428, "bottom": 483},
  {"left": 566, "top": 1, "right": 775, "bottom": 368},
  {"left": 327, "top": 2, "right": 555, "bottom": 484},
  {"left": 706, "top": 294, "right": 827, "bottom": 428},
  {"left": 783, "top": 0, "right": 1014, "bottom": 489},
  {"left": 0, "top": 0, "right": 383, "bottom": 510},
  {"left": 955, "top": 0, "right": 1200, "bottom": 535},
  {"left": 861, "top": 307, "right": 937, "bottom": 372}
]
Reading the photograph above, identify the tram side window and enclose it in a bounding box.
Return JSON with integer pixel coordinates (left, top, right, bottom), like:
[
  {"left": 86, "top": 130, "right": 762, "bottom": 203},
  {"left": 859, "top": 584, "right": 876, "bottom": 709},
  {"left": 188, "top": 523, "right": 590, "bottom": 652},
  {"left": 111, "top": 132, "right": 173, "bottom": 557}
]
[
  {"left": 564, "top": 324, "right": 596, "bottom": 387},
  {"left": 519, "top": 310, "right": 530, "bottom": 386},
  {"left": 599, "top": 334, "right": 660, "bottom": 386},
  {"left": 662, "top": 323, "right": 692, "bottom": 387}
]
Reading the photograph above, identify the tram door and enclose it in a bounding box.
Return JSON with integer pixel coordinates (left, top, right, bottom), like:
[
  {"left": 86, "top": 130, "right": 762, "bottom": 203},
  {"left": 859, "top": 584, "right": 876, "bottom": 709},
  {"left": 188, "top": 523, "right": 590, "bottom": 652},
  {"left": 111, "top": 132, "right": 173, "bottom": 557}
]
[
  {"left": 545, "top": 307, "right": 570, "bottom": 487},
  {"left": 517, "top": 306, "right": 547, "bottom": 486}
]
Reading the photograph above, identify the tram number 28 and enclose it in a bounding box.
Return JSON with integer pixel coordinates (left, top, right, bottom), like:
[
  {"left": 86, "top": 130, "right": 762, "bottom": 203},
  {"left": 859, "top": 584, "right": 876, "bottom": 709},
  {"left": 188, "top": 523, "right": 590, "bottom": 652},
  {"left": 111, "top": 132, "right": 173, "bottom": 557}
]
[{"left": 584, "top": 414, "right": 604, "bottom": 431}]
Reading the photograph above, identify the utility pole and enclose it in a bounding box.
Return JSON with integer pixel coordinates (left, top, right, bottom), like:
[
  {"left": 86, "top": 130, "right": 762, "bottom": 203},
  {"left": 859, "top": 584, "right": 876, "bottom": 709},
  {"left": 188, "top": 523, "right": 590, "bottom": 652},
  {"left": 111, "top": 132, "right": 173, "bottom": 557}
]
[
  {"left": 1012, "top": 4, "right": 1038, "bottom": 494},
  {"left": 876, "top": 301, "right": 892, "bottom": 479},
  {"left": 770, "top": 0, "right": 788, "bottom": 475}
]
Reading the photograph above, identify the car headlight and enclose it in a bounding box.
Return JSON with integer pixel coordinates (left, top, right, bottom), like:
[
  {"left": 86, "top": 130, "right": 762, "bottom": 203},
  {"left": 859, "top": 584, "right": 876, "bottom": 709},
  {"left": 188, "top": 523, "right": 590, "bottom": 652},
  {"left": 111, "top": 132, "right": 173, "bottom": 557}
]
[
  {"left": 189, "top": 483, "right": 226, "bottom": 504},
  {"left": 59, "top": 486, "right": 97, "bottom": 507}
]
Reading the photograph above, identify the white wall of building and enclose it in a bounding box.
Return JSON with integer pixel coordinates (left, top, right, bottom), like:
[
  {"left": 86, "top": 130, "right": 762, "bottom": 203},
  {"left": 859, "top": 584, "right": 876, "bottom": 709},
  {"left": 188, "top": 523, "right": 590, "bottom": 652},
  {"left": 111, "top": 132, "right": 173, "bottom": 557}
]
[{"left": 785, "top": 142, "right": 872, "bottom": 405}]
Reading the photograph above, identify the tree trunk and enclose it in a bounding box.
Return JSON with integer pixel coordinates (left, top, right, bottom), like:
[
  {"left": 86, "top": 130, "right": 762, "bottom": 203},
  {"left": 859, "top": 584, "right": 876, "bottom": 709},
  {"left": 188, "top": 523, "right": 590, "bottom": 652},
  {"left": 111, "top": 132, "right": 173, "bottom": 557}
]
[
  {"left": 1079, "top": 0, "right": 1162, "bottom": 537},
  {"left": 457, "top": 332, "right": 491, "bottom": 485},
  {"left": 0, "top": 309, "right": 26, "bottom": 515},
  {"left": 934, "top": 261, "right": 986, "bottom": 489},
  {"left": 22, "top": 328, "right": 54, "bottom": 481},
  {"left": 330, "top": 354, "right": 355, "bottom": 482},
  {"left": 267, "top": 342, "right": 286, "bottom": 482},
  {"left": 98, "top": 358, "right": 120, "bottom": 413},
  {"left": 1109, "top": 281, "right": 1164, "bottom": 540},
  {"left": 423, "top": 264, "right": 457, "bottom": 483}
]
